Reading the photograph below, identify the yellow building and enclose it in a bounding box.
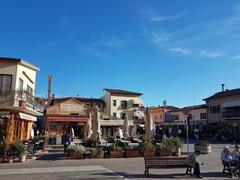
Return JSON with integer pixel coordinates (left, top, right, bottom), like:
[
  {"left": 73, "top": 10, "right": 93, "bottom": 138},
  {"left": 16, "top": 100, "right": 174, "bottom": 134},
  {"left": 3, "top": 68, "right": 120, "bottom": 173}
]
[
  {"left": 101, "top": 88, "right": 144, "bottom": 136},
  {"left": 0, "top": 57, "right": 42, "bottom": 144}
]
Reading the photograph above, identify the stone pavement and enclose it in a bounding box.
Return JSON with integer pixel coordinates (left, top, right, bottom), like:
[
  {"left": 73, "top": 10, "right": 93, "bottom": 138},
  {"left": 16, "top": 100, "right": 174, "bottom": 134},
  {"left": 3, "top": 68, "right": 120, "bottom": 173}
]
[{"left": 0, "top": 142, "right": 238, "bottom": 180}]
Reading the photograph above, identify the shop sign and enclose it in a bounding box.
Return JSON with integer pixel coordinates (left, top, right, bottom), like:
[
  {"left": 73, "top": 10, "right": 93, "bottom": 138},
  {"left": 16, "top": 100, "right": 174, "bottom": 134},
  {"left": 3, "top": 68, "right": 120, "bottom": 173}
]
[
  {"left": 60, "top": 103, "right": 84, "bottom": 112},
  {"left": 19, "top": 112, "right": 37, "bottom": 121}
]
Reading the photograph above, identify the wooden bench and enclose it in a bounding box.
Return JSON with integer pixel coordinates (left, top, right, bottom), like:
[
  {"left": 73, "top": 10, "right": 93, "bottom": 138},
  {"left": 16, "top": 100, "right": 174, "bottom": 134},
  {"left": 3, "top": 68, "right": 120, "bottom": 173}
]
[{"left": 144, "top": 156, "right": 188, "bottom": 177}]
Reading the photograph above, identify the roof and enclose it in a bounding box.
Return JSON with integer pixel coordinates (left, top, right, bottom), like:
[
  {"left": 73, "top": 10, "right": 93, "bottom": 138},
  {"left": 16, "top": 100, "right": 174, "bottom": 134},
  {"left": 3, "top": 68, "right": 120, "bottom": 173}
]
[
  {"left": 103, "top": 88, "right": 143, "bottom": 96},
  {"left": 149, "top": 106, "right": 180, "bottom": 111},
  {"left": 204, "top": 88, "right": 240, "bottom": 101},
  {"left": 174, "top": 104, "right": 207, "bottom": 112},
  {"left": 0, "top": 57, "right": 39, "bottom": 71},
  {"left": 49, "top": 97, "right": 105, "bottom": 106}
]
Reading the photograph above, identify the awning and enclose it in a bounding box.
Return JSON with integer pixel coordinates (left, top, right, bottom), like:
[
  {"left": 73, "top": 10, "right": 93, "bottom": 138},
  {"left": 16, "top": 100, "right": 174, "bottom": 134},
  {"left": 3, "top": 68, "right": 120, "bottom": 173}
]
[
  {"left": 19, "top": 112, "right": 37, "bottom": 121},
  {"left": 0, "top": 105, "right": 42, "bottom": 116},
  {"left": 47, "top": 116, "right": 88, "bottom": 123},
  {"left": 100, "top": 120, "right": 134, "bottom": 127},
  {"left": 222, "top": 101, "right": 240, "bottom": 108}
]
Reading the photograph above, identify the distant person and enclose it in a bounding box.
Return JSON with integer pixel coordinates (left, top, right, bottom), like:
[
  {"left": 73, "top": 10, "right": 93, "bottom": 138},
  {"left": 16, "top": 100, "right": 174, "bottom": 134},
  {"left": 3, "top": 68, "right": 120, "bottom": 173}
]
[
  {"left": 221, "top": 146, "right": 236, "bottom": 178},
  {"left": 186, "top": 150, "right": 203, "bottom": 178},
  {"left": 232, "top": 145, "right": 240, "bottom": 176},
  {"left": 63, "top": 134, "right": 70, "bottom": 153}
]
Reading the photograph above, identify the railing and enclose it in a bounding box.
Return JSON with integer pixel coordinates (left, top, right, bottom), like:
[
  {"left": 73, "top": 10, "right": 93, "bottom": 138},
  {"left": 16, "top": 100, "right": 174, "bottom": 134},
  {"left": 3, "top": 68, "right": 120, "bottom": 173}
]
[
  {"left": 222, "top": 111, "right": 240, "bottom": 118},
  {"left": 0, "top": 90, "right": 45, "bottom": 112}
]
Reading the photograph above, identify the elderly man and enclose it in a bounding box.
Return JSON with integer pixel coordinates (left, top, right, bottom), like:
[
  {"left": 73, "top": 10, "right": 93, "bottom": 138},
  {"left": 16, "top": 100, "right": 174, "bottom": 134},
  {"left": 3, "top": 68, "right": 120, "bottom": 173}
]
[
  {"left": 186, "top": 150, "right": 203, "bottom": 178},
  {"left": 221, "top": 146, "right": 235, "bottom": 178}
]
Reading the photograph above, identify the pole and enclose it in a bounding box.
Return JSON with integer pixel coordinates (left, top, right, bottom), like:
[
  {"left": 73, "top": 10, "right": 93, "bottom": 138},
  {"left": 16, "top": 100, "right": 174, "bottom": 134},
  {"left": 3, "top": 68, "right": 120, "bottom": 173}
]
[{"left": 186, "top": 124, "right": 189, "bottom": 154}]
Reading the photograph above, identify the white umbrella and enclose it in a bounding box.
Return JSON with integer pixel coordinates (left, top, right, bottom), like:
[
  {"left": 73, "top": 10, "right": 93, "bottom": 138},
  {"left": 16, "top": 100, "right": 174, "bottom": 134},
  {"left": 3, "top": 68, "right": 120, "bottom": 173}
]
[
  {"left": 145, "top": 108, "right": 154, "bottom": 141},
  {"left": 123, "top": 114, "right": 129, "bottom": 138},
  {"left": 96, "top": 110, "right": 101, "bottom": 140}
]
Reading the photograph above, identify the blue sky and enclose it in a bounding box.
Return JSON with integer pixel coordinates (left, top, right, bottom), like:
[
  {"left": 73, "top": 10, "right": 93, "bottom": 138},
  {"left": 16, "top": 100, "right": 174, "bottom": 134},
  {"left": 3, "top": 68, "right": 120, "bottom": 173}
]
[{"left": 1, "top": 0, "right": 240, "bottom": 107}]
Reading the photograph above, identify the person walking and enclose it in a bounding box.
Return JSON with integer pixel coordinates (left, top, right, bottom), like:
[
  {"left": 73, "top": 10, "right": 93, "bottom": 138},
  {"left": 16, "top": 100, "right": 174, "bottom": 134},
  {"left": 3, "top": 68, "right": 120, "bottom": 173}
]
[{"left": 186, "top": 150, "right": 203, "bottom": 178}]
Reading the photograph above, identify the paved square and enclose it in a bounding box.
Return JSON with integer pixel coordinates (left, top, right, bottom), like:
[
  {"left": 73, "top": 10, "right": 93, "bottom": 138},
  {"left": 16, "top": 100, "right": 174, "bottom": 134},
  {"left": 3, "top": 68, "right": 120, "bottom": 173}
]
[{"left": 0, "top": 143, "right": 238, "bottom": 179}]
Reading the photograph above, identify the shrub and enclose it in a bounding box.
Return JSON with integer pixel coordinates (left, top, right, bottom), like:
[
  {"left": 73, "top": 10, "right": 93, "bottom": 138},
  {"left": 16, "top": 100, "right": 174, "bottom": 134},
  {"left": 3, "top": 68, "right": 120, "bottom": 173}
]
[
  {"left": 142, "top": 141, "right": 156, "bottom": 152},
  {"left": 96, "top": 147, "right": 103, "bottom": 154},
  {"left": 110, "top": 144, "right": 123, "bottom": 152},
  {"left": 0, "top": 141, "right": 6, "bottom": 157},
  {"left": 66, "top": 145, "right": 86, "bottom": 154},
  {"left": 9, "top": 141, "right": 26, "bottom": 157},
  {"left": 162, "top": 137, "right": 182, "bottom": 155},
  {"left": 126, "top": 145, "right": 140, "bottom": 151}
]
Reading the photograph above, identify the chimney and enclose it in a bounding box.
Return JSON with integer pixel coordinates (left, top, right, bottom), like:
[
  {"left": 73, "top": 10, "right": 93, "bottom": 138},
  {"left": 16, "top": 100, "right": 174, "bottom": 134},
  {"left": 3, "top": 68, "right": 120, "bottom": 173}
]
[
  {"left": 221, "top": 84, "right": 225, "bottom": 92},
  {"left": 47, "top": 75, "right": 52, "bottom": 106}
]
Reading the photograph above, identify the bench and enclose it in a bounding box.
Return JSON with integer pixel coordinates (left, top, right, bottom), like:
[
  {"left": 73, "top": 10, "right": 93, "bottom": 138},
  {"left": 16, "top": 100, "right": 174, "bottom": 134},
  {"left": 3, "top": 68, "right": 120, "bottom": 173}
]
[{"left": 144, "top": 156, "right": 188, "bottom": 177}]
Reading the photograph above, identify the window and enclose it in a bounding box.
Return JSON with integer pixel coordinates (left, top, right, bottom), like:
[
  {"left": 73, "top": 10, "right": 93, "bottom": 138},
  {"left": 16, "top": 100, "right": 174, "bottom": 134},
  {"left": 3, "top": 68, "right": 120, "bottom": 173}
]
[
  {"left": 112, "top": 113, "right": 117, "bottom": 119},
  {"left": 121, "top": 113, "right": 126, "bottom": 119},
  {"left": 0, "top": 74, "right": 12, "bottom": 91},
  {"left": 210, "top": 105, "right": 220, "bottom": 114},
  {"left": 155, "top": 115, "right": 157, "bottom": 120},
  {"left": 121, "top": 100, "right": 128, "bottom": 108},
  {"left": 27, "top": 85, "right": 33, "bottom": 100},
  {"left": 113, "top": 100, "right": 117, "bottom": 107},
  {"left": 200, "top": 113, "right": 207, "bottom": 119},
  {"left": 18, "top": 78, "right": 23, "bottom": 91},
  {"left": 18, "top": 78, "right": 24, "bottom": 98},
  {"left": 175, "top": 115, "right": 179, "bottom": 120},
  {"left": 160, "top": 114, "right": 163, "bottom": 119}
]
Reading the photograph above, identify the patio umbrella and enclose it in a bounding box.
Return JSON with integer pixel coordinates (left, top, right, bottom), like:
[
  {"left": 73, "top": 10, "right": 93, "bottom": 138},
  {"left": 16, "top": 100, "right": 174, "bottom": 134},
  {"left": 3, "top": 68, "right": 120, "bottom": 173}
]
[
  {"left": 92, "top": 108, "right": 101, "bottom": 142},
  {"left": 123, "top": 114, "right": 129, "bottom": 138},
  {"left": 145, "top": 108, "right": 154, "bottom": 141}
]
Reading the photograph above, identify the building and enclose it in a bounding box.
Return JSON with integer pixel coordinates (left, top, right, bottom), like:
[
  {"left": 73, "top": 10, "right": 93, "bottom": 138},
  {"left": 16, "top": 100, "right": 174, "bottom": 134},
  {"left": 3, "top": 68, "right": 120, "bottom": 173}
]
[
  {"left": 0, "top": 57, "right": 43, "bottom": 144},
  {"left": 149, "top": 102, "right": 179, "bottom": 125},
  {"left": 204, "top": 86, "right": 240, "bottom": 139},
  {"left": 45, "top": 97, "right": 107, "bottom": 144},
  {"left": 101, "top": 88, "right": 144, "bottom": 136}
]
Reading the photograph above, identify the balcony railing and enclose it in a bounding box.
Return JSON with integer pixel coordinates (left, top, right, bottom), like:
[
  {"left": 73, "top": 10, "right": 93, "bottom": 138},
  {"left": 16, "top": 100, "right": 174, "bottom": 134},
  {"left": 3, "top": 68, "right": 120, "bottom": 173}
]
[
  {"left": 0, "top": 90, "right": 45, "bottom": 112},
  {"left": 222, "top": 111, "right": 240, "bottom": 118}
]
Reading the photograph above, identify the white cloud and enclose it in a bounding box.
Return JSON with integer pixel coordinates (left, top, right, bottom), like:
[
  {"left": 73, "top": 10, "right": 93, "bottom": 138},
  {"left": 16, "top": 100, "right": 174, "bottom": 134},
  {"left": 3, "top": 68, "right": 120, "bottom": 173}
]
[
  {"left": 230, "top": 53, "right": 240, "bottom": 60},
  {"left": 169, "top": 47, "right": 191, "bottom": 55},
  {"left": 149, "top": 12, "right": 185, "bottom": 22},
  {"left": 200, "top": 50, "right": 224, "bottom": 58}
]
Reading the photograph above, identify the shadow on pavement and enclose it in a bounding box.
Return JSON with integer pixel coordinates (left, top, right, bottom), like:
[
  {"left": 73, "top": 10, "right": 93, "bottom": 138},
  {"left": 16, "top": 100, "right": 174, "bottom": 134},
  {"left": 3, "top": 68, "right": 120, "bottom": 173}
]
[{"left": 94, "top": 171, "right": 228, "bottom": 179}]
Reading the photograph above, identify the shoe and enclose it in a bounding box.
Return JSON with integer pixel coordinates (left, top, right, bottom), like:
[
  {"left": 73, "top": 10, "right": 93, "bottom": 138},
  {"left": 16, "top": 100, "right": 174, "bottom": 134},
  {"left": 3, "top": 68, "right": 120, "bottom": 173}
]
[{"left": 196, "top": 175, "right": 203, "bottom": 178}]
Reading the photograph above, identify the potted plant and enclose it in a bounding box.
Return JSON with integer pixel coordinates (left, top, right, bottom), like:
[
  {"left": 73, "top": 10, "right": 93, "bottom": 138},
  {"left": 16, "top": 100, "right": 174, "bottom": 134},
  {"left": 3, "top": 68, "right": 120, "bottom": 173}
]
[
  {"left": 143, "top": 141, "right": 156, "bottom": 157},
  {"left": 162, "top": 137, "right": 183, "bottom": 156},
  {"left": 126, "top": 146, "right": 140, "bottom": 158},
  {"left": 95, "top": 147, "right": 104, "bottom": 158},
  {"left": 110, "top": 144, "right": 123, "bottom": 158},
  {"left": 10, "top": 141, "right": 26, "bottom": 162},
  {"left": 194, "top": 140, "right": 211, "bottom": 154},
  {"left": 0, "top": 141, "right": 6, "bottom": 163},
  {"left": 66, "top": 145, "right": 85, "bottom": 159}
]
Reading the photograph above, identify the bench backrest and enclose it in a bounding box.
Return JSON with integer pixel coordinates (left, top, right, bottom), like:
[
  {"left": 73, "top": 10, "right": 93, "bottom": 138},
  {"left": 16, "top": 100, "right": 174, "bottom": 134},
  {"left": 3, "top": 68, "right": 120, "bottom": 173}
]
[{"left": 144, "top": 156, "right": 186, "bottom": 166}]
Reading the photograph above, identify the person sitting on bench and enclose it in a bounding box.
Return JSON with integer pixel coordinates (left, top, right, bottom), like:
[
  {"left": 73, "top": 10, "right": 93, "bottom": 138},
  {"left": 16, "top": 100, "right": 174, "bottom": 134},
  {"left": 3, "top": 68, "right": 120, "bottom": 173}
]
[
  {"left": 221, "top": 146, "right": 235, "bottom": 178},
  {"left": 232, "top": 145, "right": 240, "bottom": 177},
  {"left": 186, "top": 150, "right": 203, "bottom": 178}
]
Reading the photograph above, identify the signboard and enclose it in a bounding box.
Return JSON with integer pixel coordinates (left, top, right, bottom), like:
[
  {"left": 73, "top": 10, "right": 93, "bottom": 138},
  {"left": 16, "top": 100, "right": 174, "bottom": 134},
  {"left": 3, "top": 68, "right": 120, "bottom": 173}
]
[
  {"left": 19, "top": 112, "right": 37, "bottom": 121},
  {"left": 60, "top": 103, "right": 84, "bottom": 112}
]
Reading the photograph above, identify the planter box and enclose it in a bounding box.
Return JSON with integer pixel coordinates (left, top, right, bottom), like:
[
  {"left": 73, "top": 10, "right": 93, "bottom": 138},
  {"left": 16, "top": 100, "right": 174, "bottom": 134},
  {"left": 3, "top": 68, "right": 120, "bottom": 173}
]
[
  {"left": 126, "top": 150, "right": 141, "bottom": 158},
  {"left": 69, "top": 152, "right": 83, "bottom": 159},
  {"left": 110, "top": 151, "right": 123, "bottom": 158},
  {"left": 0, "top": 157, "right": 4, "bottom": 163},
  {"left": 95, "top": 153, "right": 104, "bottom": 158},
  {"left": 194, "top": 144, "right": 211, "bottom": 154},
  {"left": 144, "top": 150, "right": 155, "bottom": 157},
  {"left": 159, "top": 149, "right": 170, "bottom": 156}
]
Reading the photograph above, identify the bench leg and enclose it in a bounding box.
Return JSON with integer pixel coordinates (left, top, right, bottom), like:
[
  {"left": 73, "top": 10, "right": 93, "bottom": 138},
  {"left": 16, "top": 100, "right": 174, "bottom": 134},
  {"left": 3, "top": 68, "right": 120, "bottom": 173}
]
[{"left": 144, "top": 167, "right": 150, "bottom": 177}]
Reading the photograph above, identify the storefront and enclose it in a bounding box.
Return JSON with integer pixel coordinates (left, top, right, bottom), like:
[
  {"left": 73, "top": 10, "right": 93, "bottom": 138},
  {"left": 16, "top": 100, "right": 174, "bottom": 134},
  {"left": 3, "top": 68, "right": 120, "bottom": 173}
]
[
  {"left": 0, "top": 107, "right": 41, "bottom": 144},
  {"left": 45, "top": 99, "right": 93, "bottom": 144}
]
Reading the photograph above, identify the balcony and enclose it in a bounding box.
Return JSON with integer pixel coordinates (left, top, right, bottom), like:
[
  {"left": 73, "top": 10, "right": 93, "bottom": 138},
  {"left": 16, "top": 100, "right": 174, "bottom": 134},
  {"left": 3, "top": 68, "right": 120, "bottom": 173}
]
[
  {"left": 222, "top": 111, "right": 240, "bottom": 118},
  {"left": 0, "top": 90, "right": 45, "bottom": 112}
]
